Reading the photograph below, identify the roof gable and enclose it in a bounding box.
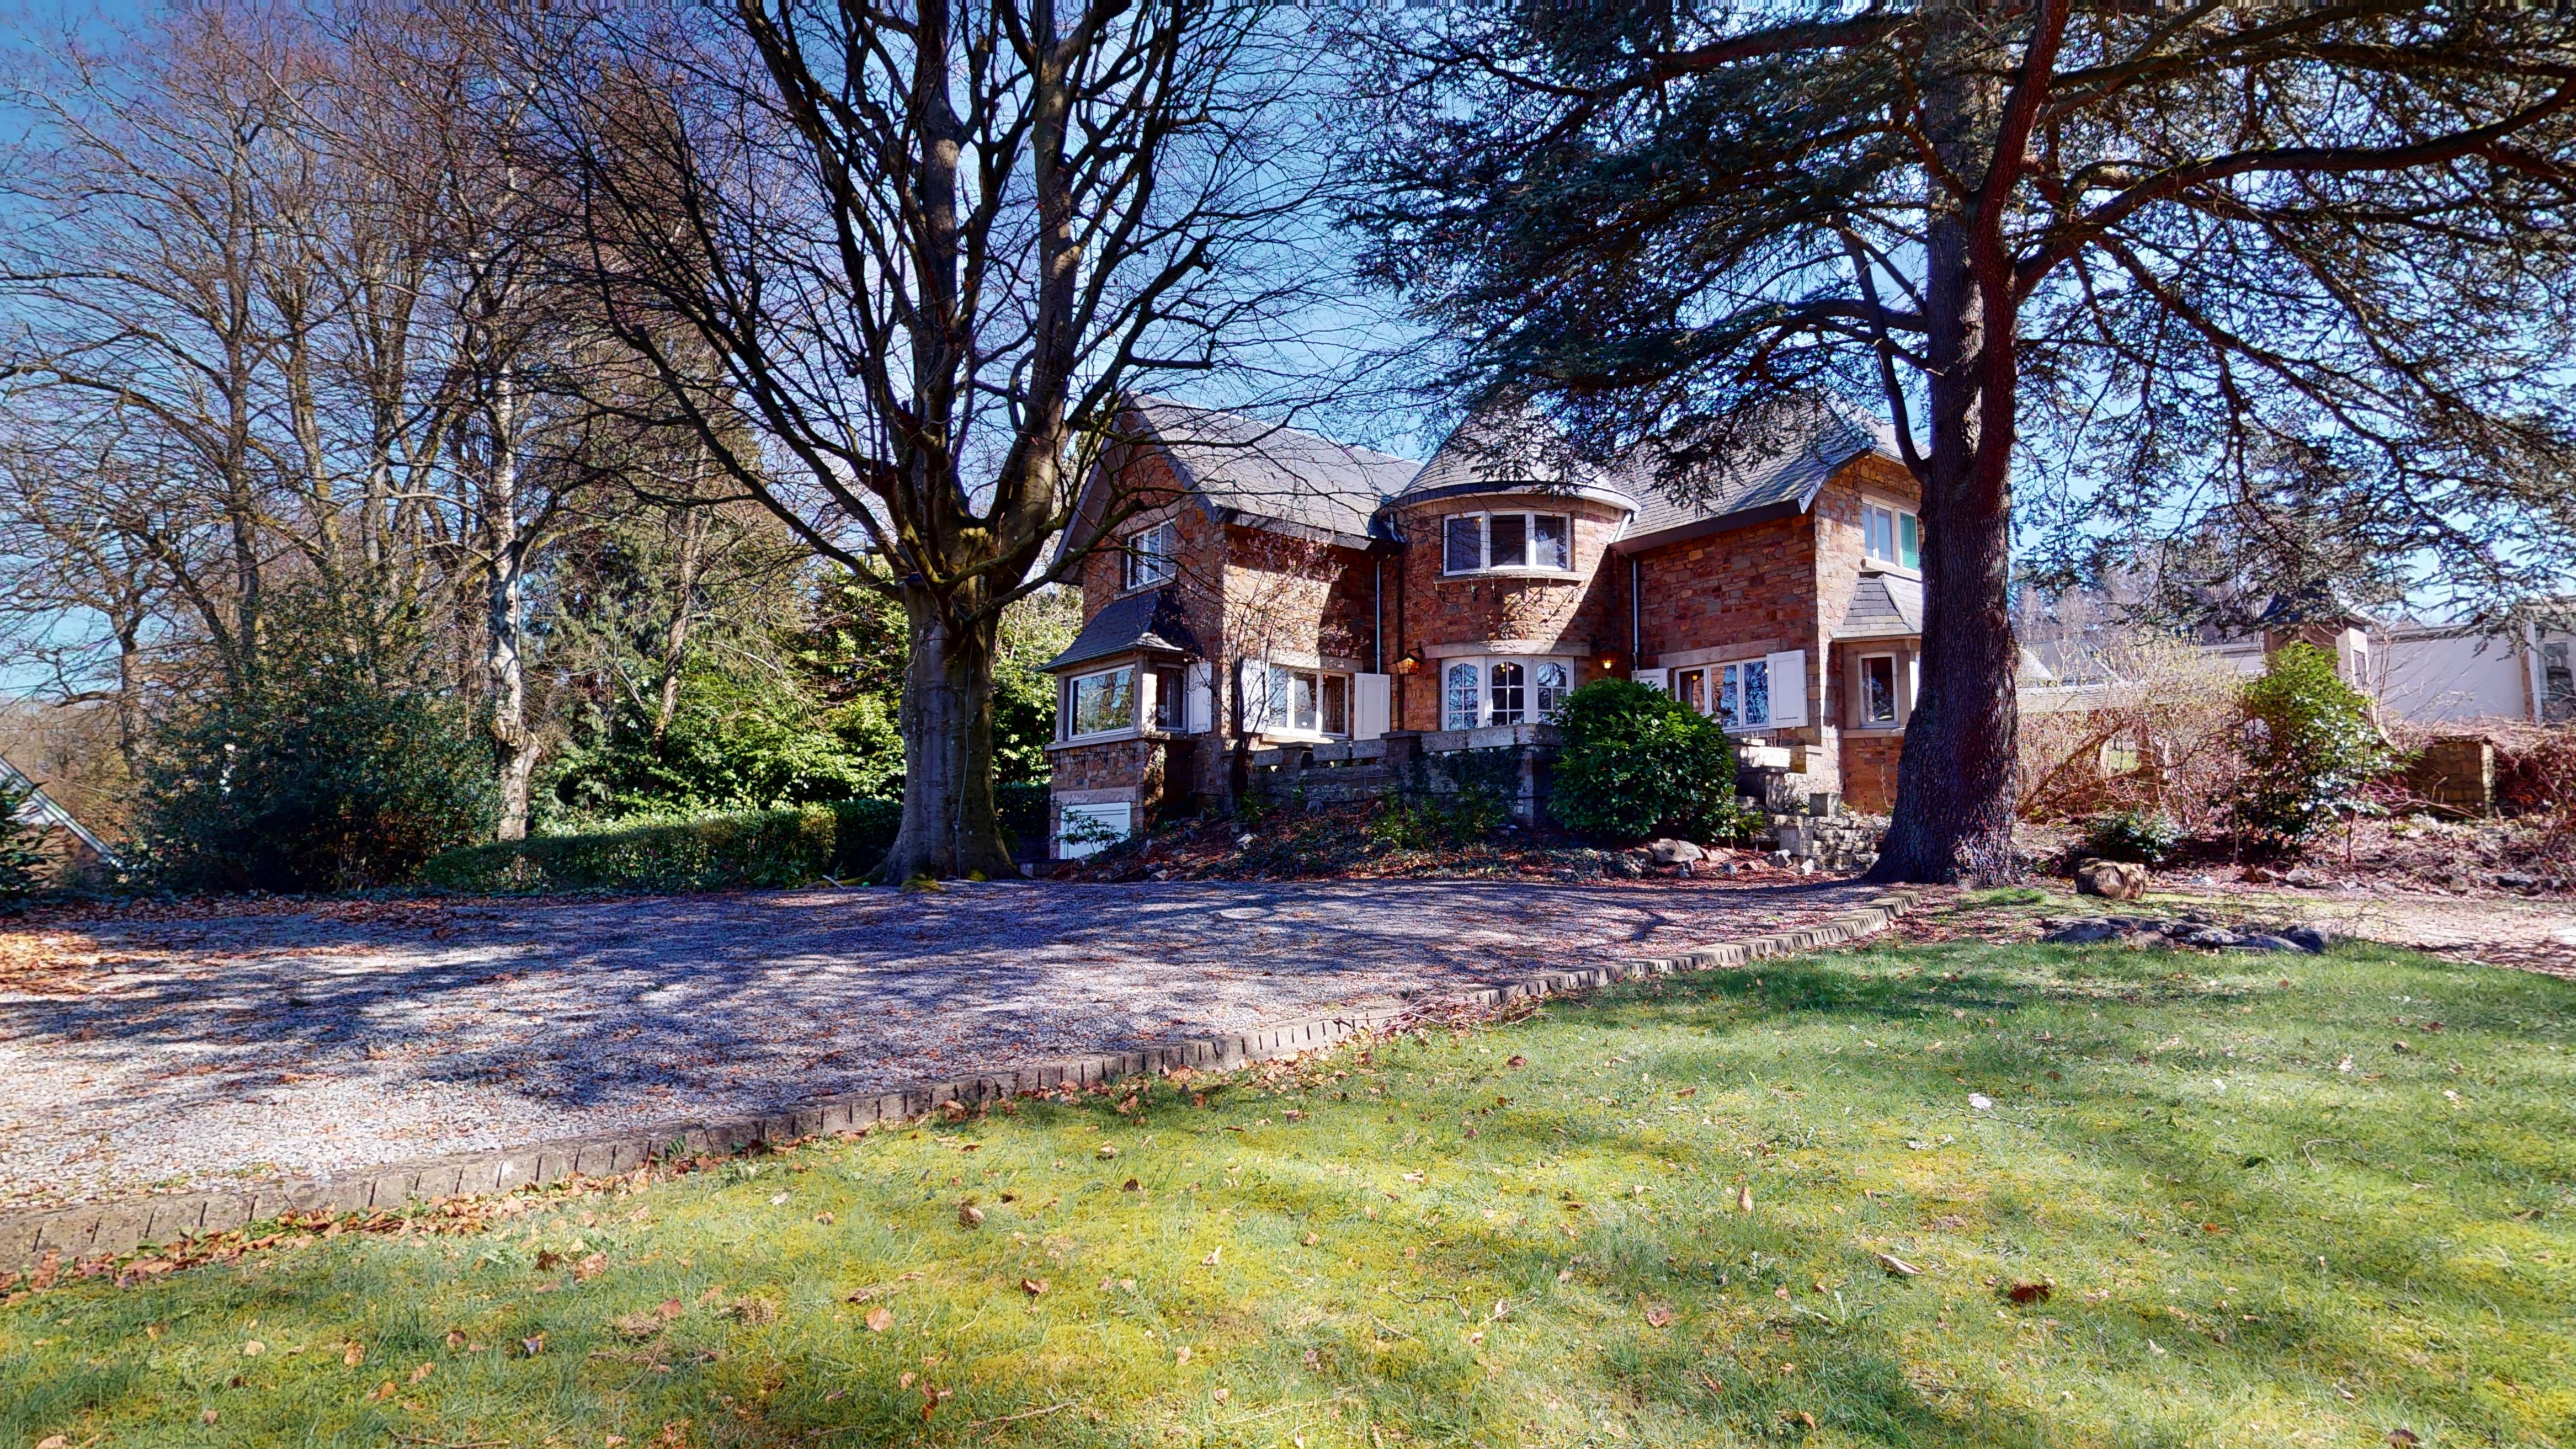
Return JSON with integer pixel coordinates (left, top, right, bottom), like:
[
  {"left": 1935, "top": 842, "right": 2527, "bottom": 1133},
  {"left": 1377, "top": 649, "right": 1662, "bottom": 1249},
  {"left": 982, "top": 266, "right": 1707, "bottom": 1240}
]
[{"left": 1125, "top": 397, "right": 1419, "bottom": 546}]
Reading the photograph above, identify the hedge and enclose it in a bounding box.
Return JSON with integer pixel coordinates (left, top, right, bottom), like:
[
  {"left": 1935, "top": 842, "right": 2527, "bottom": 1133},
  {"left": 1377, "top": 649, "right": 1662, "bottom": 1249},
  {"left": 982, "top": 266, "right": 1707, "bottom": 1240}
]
[{"left": 419, "top": 798, "right": 904, "bottom": 894}]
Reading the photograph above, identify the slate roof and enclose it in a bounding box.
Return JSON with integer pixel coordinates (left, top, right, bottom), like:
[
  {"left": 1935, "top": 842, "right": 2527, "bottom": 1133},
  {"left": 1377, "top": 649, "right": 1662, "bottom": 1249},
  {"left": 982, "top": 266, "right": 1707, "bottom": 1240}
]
[
  {"left": 1, "top": 752, "right": 119, "bottom": 865},
  {"left": 1127, "top": 397, "right": 1420, "bottom": 544},
  {"left": 1043, "top": 587, "right": 1203, "bottom": 673},
  {"left": 1621, "top": 398, "right": 1898, "bottom": 543},
  {"left": 1398, "top": 399, "right": 1621, "bottom": 502},
  {"left": 1834, "top": 571, "right": 1924, "bottom": 639}
]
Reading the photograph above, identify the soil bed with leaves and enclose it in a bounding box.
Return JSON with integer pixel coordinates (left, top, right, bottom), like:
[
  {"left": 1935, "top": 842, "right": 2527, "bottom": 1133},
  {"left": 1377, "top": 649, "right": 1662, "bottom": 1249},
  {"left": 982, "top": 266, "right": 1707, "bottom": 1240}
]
[{"left": 5, "top": 933, "right": 2569, "bottom": 1447}]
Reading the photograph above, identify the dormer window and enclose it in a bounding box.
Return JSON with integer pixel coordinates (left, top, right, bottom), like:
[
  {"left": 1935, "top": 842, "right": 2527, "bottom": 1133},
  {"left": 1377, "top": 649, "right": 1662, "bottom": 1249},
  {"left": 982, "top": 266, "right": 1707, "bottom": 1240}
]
[
  {"left": 1441, "top": 512, "right": 1573, "bottom": 574},
  {"left": 1122, "top": 521, "right": 1178, "bottom": 589},
  {"left": 1862, "top": 503, "right": 1919, "bottom": 570}
]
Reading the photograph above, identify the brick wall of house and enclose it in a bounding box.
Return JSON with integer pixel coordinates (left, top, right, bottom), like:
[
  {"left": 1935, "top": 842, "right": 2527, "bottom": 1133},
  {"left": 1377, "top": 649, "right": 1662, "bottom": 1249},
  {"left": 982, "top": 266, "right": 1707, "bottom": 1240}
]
[
  {"left": 1388, "top": 495, "right": 1626, "bottom": 731},
  {"left": 1838, "top": 729, "right": 1904, "bottom": 814}
]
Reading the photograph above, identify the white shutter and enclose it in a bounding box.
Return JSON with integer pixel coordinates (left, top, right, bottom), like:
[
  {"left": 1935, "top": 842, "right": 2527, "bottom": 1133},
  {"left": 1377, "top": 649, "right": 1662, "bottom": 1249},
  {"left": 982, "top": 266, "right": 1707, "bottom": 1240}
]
[
  {"left": 1351, "top": 672, "right": 1391, "bottom": 741},
  {"left": 1632, "top": 667, "right": 1670, "bottom": 694},
  {"left": 1185, "top": 661, "right": 1214, "bottom": 734},
  {"left": 1765, "top": 651, "right": 1808, "bottom": 727}
]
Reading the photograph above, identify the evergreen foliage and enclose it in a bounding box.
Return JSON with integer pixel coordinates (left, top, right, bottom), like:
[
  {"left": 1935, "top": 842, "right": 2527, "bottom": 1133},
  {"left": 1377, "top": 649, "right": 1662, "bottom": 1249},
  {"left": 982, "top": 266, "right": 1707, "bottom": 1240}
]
[
  {"left": 137, "top": 659, "right": 495, "bottom": 893},
  {"left": 2232, "top": 644, "right": 2396, "bottom": 850},
  {"left": 421, "top": 798, "right": 902, "bottom": 894},
  {"left": 1547, "top": 679, "right": 1742, "bottom": 843},
  {"left": 0, "top": 780, "right": 48, "bottom": 898}
]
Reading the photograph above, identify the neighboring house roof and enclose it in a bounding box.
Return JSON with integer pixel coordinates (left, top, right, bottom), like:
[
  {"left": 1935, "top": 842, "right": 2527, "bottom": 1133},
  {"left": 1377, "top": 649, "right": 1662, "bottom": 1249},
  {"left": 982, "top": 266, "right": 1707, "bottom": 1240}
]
[
  {"left": 1044, "top": 587, "right": 1204, "bottom": 673},
  {"left": 1620, "top": 398, "right": 1899, "bottom": 547},
  {"left": 1126, "top": 397, "right": 1421, "bottom": 547},
  {"left": 1834, "top": 571, "right": 1924, "bottom": 640},
  {"left": 0, "top": 752, "right": 119, "bottom": 866},
  {"left": 2256, "top": 580, "right": 2381, "bottom": 632}
]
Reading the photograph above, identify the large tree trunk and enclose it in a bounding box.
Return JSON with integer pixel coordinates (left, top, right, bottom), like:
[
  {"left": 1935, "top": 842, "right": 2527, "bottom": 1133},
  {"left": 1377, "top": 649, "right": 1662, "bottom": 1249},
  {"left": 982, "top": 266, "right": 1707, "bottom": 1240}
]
[
  {"left": 878, "top": 591, "right": 1018, "bottom": 882},
  {"left": 484, "top": 376, "right": 539, "bottom": 843},
  {"left": 1871, "top": 15, "right": 2021, "bottom": 885}
]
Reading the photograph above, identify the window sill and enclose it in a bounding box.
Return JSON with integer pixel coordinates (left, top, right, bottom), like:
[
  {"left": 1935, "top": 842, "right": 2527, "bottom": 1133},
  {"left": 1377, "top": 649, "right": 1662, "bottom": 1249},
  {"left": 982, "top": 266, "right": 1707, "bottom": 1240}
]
[
  {"left": 1440, "top": 567, "right": 1579, "bottom": 581},
  {"left": 1113, "top": 578, "right": 1178, "bottom": 599},
  {"left": 1858, "top": 562, "right": 1920, "bottom": 579},
  {"left": 1050, "top": 728, "right": 1142, "bottom": 750}
]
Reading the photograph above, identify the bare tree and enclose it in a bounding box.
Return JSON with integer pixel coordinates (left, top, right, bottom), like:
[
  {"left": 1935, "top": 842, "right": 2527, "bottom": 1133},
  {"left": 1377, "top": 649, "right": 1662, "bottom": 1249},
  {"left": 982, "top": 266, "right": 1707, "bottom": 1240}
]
[{"left": 530, "top": 0, "right": 1340, "bottom": 879}]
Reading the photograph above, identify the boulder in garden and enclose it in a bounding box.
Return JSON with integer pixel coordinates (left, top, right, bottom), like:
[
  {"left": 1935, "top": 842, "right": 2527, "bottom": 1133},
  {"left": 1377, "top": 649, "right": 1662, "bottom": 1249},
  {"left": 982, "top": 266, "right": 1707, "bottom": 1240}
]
[{"left": 2074, "top": 859, "right": 2149, "bottom": 901}]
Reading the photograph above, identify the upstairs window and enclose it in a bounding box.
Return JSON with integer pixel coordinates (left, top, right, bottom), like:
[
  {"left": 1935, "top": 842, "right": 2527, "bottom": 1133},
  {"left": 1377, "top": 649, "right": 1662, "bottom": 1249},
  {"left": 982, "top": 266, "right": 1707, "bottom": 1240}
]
[
  {"left": 1441, "top": 512, "right": 1573, "bottom": 574},
  {"left": 1862, "top": 503, "right": 1919, "bottom": 569},
  {"left": 1123, "top": 521, "right": 1178, "bottom": 589}
]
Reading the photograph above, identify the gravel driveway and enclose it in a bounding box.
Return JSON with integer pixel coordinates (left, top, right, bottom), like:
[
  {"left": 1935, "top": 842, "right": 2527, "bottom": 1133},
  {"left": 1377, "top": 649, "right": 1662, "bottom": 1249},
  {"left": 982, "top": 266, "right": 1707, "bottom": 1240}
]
[{"left": 0, "top": 877, "right": 1886, "bottom": 1212}]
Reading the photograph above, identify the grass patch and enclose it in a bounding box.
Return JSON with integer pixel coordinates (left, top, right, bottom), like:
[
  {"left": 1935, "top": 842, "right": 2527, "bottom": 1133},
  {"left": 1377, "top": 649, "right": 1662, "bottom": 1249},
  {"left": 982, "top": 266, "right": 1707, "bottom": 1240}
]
[{"left": 5, "top": 937, "right": 2572, "bottom": 1447}]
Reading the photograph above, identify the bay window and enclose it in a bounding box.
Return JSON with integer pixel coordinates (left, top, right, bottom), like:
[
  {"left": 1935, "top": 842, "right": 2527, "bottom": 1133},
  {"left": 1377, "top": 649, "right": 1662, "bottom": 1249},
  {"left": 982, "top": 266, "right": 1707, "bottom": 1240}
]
[
  {"left": 1065, "top": 665, "right": 1136, "bottom": 738},
  {"left": 1535, "top": 662, "right": 1571, "bottom": 718},
  {"left": 1441, "top": 656, "right": 1577, "bottom": 728},
  {"left": 1488, "top": 661, "right": 1526, "bottom": 724},
  {"left": 1440, "top": 512, "right": 1573, "bottom": 574},
  {"left": 1445, "top": 662, "right": 1481, "bottom": 729},
  {"left": 1859, "top": 654, "right": 1898, "bottom": 725}
]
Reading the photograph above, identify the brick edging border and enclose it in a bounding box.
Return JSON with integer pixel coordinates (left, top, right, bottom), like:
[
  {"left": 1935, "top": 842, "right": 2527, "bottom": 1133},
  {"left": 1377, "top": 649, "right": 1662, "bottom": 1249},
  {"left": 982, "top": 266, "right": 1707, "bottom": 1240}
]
[{"left": 2, "top": 889, "right": 1919, "bottom": 1271}]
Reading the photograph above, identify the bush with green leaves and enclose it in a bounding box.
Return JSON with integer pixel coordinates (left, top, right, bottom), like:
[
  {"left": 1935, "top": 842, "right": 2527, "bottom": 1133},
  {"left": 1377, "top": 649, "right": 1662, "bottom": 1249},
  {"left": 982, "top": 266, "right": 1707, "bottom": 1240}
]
[
  {"left": 2231, "top": 643, "right": 2396, "bottom": 850},
  {"left": 137, "top": 662, "right": 495, "bottom": 893},
  {"left": 422, "top": 797, "right": 907, "bottom": 894},
  {"left": 0, "top": 781, "right": 49, "bottom": 899},
  {"left": 1546, "top": 679, "right": 1742, "bottom": 843},
  {"left": 2084, "top": 806, "right": 2185, "bottom": 863}
]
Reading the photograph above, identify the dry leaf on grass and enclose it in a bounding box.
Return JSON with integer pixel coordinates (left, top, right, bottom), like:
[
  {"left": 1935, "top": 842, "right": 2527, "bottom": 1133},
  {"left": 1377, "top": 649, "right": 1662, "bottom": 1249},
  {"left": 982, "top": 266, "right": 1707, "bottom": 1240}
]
[
  {"left": 240, "top": 1340, "right": 265, "bottom": 1356},
  {"left": 613, "top": 1313, "right": 667, "bottom": 1340},
  {"left": 864, "top": 1307, "right": 894, "bottom": 1333},
  {"left": 575, "top": 1253, "right": 608, "bottom": 1282},
  {"left": 1875, "top": 1253, "right": 1923, "bottom": 1277},
  {"left": 342, "top": 1341, "right": 364, "bottom": 1366},
  {"left": 1020, "top": 1278, "right": 1048, "bottom": 1296},
  {"left": 409, "top": 1362, "right": 434, "bottom": 1384},
  {"left": 1737, "top": 1185, "right": 1754, "bottom": 1213},
  {"left": 1644, "top": 1304, "right": 1675, "bottom": 1328},
  {"left": 957, "top": 1202, "right": 986, "bottom": 1228},
  {"left": 2006, "top": 1281, "right": 2053, "bottom": 1304}
]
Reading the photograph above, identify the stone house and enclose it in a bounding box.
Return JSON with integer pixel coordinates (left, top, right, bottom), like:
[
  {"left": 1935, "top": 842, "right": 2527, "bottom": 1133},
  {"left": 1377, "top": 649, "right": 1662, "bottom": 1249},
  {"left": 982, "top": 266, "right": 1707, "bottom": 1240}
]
[{"left": 1042, "top": 397, "right": 1922, "bottom": 856}]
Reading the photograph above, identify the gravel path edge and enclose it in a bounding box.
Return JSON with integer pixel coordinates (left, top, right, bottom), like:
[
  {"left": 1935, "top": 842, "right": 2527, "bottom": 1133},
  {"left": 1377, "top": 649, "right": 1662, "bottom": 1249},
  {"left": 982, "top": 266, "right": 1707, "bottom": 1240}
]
[{"left": 1, "top": 888, "right": 1920, "bottom": 1271}]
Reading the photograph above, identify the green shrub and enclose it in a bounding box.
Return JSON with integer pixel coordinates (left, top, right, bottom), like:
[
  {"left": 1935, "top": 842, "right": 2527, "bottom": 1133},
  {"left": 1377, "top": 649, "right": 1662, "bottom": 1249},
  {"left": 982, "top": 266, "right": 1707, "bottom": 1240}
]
[
  {"left": 996, "top": 781, "right": 1052, "bottom": 843},
  {"left": 1546, "top": 678, "right": 1741, "bottom": 843},
  {"left": 2231, "top": 643, "right": 2396, "bottom": 850},
  {"left": 2084, "top": 806, "right": 2184, "bottom": 863},
  {"left": 138, "top": 662, "right": 494, "bottom": 893},
  {"left": 421, "top": 798, "right": 911, "bottom": 894},
  {"left": 0, "top": 781, "right": 48, "bottom": 899}
]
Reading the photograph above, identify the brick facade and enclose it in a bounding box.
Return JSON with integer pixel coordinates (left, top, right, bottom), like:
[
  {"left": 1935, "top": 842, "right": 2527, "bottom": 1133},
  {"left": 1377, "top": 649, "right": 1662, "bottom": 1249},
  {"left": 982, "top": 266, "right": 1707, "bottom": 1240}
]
[{"left": 1046, "top": 404, "right": 1924, "bottom": 847}]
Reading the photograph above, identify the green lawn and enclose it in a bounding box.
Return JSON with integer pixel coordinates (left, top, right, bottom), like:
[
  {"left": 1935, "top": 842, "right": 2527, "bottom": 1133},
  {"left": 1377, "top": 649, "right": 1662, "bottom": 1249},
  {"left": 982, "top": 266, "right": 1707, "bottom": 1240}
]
[{"left": 6, "top": 927, "right": 2573, "bottom": 1448}]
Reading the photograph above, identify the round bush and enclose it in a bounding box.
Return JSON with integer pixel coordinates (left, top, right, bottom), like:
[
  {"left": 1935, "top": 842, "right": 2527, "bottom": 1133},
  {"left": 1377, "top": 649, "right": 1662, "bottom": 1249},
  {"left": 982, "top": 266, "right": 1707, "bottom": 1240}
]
[
  {"left": 2084, "top": 806, "right": 2183, "bottom": 863},
  {"left": 2231, "top": 643, "right": 2394, "bottom": 850},
  {"left": 139, "top": 663, "right": 495, "bottom": 893},
  {"left": 1547, "top": 678, "right": 1741, "bottom": 843}
]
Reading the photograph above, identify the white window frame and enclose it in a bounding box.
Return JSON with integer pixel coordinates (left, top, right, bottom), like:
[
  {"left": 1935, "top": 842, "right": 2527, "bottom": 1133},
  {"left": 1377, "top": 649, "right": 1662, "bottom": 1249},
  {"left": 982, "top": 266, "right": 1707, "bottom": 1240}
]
[
  {"left": 1857, "top": 652, "right": 1900, "bottom": 726},
  {"left": 1438, "top": 512, "right": 1576, "bottom": 576},
  {"left": 1062, "top": 664, "right": 1138, "bottom": 741},
  {"left": 1253, "top": 662, "right": 1354, "bottom": 739},
  {"left": 1861, "top": 501, "right": 1920, "bottom": 571},
  {"left": 1441, "top": 654, "right": 1579, "bottom": 729},
  {"left": 1122, "top": 520, "right": 1179, "bottom": 590}
]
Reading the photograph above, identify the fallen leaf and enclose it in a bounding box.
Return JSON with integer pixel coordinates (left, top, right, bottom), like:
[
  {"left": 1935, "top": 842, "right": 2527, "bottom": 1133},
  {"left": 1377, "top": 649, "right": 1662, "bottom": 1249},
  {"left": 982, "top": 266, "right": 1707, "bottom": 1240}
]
[
  {"left": 241, "top": 1340, "right": 265, "bottom": 1357},
  {"left": 1644, "top": 1303, "right": 1675, "bottom": 1328},
  {"left": 657, "top": 1298, "right": 685, "bottom": 1320},
  {"left": 409, "top": 1362, "right": 434, "bottom": 1384},
  {"left": 1212, "top": 1387, "right": 1231, "bottom": 1403},
  {"left": 1968, "top": 1093, "right": 1995, "bottom": 1112},
  {"left": 1302, "top": 1233, "right": 1321, "bottom": 1246},
  {"left": 815, "top": 1211, "right": 836, "bottom": 1224},
  {"left": 2006, "top": 1281, "right": 2052, "bottom": 1304},
  {"left": 865, "top": 1307, "right": 894, "bottom": 1333},
  {"left": 519, "top": 1334, "right": 548, "bottom": 1357},
  {"left": 1175, "top": 1345, "right": 1191, "bottom": 1363},
  {"left": 1507, "top": 1056, "right": 1526, "bottom": 1069},
  {"left": 1123, "top": 1179, "right": 1141, "bottom": 1191},
  {"left": 342, "top": 1342, "right": 365, "bottom": 1366},
  {"left": 769, "top": 1191, "right": 790, "bottom": 1206},
  {"left": 1020, "top": 1278, "right": 1048, "bottom": 1296},
  {"left": 1737, "top": 1185, "right": 1754, "bottom": 1213},
  {"left": 957, "top": 1202, "right": 986, "bottom": 1228},
  {"left": 1096, "top": 1145, "right": 1119, "bottom": 1159},
  {"left": 444, "top": 1330, "right": 467, "bottom": 1351},
  {"left": 367, "top": 1381, "right": 396, "bottom": 1403},
  {"left": 200, "top": 1410, "right": 218, "bottom": 1425},
  {"left": 2387, "top": 1430, "right": 2421, "bottom": 1447},
  {"left": 1875, "top": 1253, "right": 1923, "bottom": 1277},
  {"left": 1201, "top": 1247, "right": 1221, "bottom": 1266},
  {"left": 575, "top": 1253, "right": 608, "bottom": 1282},
  {"left": 36, "top": 1436, "right": 67, "bottom": 1448}
]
